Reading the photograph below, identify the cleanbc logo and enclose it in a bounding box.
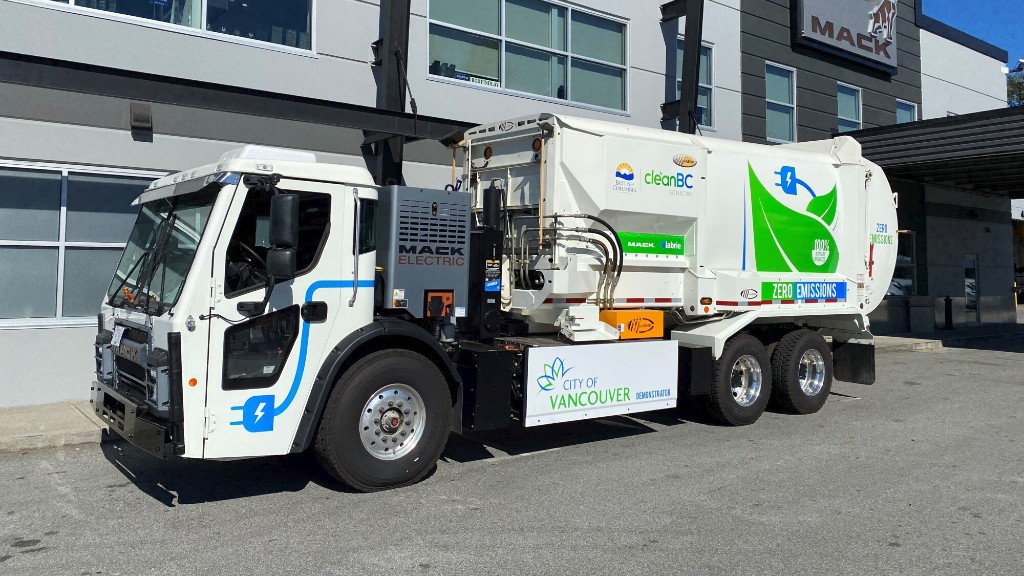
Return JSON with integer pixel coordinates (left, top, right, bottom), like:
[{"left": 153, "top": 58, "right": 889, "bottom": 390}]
[
  {"left": 613, "top": 163, "right": 638, "bottom": 193},
  {"left": 644, "top": 171, "right": 695, "bottom": 190}
]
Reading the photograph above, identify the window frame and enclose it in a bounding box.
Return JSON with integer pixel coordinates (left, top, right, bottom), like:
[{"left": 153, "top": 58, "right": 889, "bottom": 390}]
[
  {"left": 765, "top": 61, "right": 797, "bottom": 144},
  {"left": 836, "top": 81, "right": 863, "bottom": 133},
  {"left": 896, "top": 99, "right": 919, "bottom": 124},
  {"left": 15, "top": 0, "right": 318, "bottom": 57},
  {"left": 676, "top": 37, "right": 714, "bottom": 130},
  {"left": 425, "top": 0, "right": 630, "bottom": 114},
  {"left": 0, "top": 159, "right": 166, "bottom": 330}
]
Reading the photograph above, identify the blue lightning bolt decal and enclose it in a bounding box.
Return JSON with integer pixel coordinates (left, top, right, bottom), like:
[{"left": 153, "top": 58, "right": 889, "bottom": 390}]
[
  {"left": 775, "top": 166, "right": 817, "bottom": 198},
  {"left": 229, "top": 279, "right": 374, "bottom": 433}
]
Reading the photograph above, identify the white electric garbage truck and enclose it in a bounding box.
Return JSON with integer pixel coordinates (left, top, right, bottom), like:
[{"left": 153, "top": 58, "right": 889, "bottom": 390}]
[{"left": 92, "top": 114, "right": 897, "bottom": 491}]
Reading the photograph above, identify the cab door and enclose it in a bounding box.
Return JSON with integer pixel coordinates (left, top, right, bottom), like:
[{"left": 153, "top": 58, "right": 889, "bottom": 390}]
[{"left": 202, "top": 176, "right": 348, "bottom": 458}]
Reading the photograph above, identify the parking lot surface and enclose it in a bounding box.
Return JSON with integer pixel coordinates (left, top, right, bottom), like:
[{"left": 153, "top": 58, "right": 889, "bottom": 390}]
[{"left": 2, "top": 335, "right": 1022, "bottom": 575}]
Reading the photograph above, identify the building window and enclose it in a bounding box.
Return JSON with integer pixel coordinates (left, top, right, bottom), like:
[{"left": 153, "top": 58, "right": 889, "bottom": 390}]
[
  {"left": 837, "top": 83, "right": 862, "bottom": 133},
  {"left": 765, "top": 62, "right": 796, "bottom": 143},
  {"left": 428, "top": 0, "right": 628, "bottom": 111},
  {"left": 675, "top": 40, "right": 713, "bottom": 129},
  {"left": 44, "top": 0, "right": 313, "bottom": 50},
  {"left": 0, "top": 164, "right": 161, "bottom": 327},
  {"left": 896, "top": 100, "right": 918, "bottom": 124}
]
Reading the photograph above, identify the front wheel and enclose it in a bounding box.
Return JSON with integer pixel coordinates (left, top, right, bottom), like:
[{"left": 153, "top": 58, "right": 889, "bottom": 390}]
[
  {"left": 314, "top": 350, "right": 451, "bottom": 492},
  {"left": 704, "top": 334, "right": 772, "bottom": 426}
]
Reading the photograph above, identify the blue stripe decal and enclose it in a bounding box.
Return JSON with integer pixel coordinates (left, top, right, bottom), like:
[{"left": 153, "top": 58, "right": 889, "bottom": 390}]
[
  {"left": 742, "top": 184, "right": 748, "bottom": 271},
  {"left": 230, "top": 279, "right": 374, "bottom": 432}
]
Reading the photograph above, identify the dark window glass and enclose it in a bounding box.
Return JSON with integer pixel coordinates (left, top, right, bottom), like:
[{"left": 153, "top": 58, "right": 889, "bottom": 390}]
[
  {"left": 0, "top": 168, "right": 61, "bottom": 242},
  {"left": 66, "top": 174, "right": 148, "bottom": 243},
  {"left": 225, "top": 186, "right": 330, "bottom": 295},
  {"left": 358, "top": 199, "right": 377, "bottom": 255},
  {"left": 222, "top": 305, "right": 300, "bottom": 390},
  {"left": 206, "top": 0, "right": 312, "bottom": 48},
  {"left": 74, "top": 0, "right": 201, "bottom": 28}
]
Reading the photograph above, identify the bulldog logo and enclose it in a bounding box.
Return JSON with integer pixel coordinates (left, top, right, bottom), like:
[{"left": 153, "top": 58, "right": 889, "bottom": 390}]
[{"left": 869, "top": 0, "right": 898, "bottom": 44}]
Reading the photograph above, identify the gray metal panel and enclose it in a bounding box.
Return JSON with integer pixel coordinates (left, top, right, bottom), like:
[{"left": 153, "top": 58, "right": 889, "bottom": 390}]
[
  {"left": 846, "top": 107, "right": 1024, "bottom": 198},
  {"left": 376, "top": 186, "right": 471, "bottom": 318}
]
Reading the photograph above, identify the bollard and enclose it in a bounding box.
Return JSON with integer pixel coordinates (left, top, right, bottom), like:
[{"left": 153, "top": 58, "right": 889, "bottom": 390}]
[{"left": 943, "top": 296, "right": 953, "bottom": 330}]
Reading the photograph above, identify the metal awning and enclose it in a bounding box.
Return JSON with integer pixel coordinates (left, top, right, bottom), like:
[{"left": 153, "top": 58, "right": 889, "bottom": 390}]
[{"left": 845, "top": 106, "right": 1024, "bottom": 199}]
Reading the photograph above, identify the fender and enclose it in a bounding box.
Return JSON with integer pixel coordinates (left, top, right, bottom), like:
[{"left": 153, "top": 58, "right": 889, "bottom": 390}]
[{"left": 290, "top": 317, "right": 463, "bottom": 453}]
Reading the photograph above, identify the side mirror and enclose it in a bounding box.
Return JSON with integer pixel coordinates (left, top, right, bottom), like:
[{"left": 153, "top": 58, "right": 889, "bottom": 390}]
[
  {"left": 267, "top": 248, "right": 297, "bottom": 280},
  {"left": 270, "top": 194, "right": 299, "bottom": 248}
]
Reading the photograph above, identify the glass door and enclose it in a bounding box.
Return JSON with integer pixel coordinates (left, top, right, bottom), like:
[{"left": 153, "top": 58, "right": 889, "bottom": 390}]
[{"left": 964, "top": 254, "right": 979, "bottom": 324}]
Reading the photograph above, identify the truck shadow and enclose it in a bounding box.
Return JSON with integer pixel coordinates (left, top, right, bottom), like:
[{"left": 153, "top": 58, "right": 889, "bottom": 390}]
[
  {"left": 98, "top": 430, "right": 354, "bottom": 507},
  {"left": 442, "top": 399, "right": 715, "bottom": 464},
  {"left": 98, "top": 401, "right": 714, "bottom": 506}
]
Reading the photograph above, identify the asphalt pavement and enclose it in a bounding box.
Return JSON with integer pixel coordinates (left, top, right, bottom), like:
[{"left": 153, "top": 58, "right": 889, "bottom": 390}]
[{"left": 2, "top": 334, "right": 1022, "bottom": 575}]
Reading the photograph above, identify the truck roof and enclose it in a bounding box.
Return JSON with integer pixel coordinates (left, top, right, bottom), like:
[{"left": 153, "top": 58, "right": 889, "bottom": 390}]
[
  {"left": 138, "top": 146, "right": 376, "bottom": 204},
  {"left": 462, "top": 113, "right": 864, "bottom": 164}
]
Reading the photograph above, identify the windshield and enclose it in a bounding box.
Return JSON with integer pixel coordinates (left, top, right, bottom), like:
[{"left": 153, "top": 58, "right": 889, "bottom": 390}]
[{"left": 106, "top": 186, "right": 220, "bottom": 314}]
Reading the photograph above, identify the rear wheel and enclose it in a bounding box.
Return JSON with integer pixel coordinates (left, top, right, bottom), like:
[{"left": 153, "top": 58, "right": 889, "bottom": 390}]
[
  {"left": 770, "top": 329, "right": 833, "bottom": 414},
  {"left": 314, "top": 350, "right": 451, "bottom": 492},
  {"left": 705, "top": 334, "right": 772, "bottom": 426}
]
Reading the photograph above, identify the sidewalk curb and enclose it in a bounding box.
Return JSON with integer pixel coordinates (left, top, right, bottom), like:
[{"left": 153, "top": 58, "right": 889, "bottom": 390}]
[
  {"left": 876, "top": 340, "right": 943, "bottom": 353},
  {"left": 0, "top": 401, "right": 108, "bottom": 454}
]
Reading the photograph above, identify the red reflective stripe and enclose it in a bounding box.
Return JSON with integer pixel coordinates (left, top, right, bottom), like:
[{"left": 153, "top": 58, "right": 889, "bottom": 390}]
[
  {"left": 625, "top": 298, "right": 645, "bottom": 304},
  {"left": 718, "top": 301, "right": 740, "bottom": 306},
  {"left": 543, "top": 299, "right": 554, "bottom": 304},
  {"left": 825, "top": 298, "right": 839, "bottom": 303},
  {"left": 565, "top": 298, "right": 587, "bottom": 304},
  {"left": 653, "top": 298, "right": 674, "bottom": 303},
  {"left": 804, "top": 299, "right": 819, "bottom": 304},
  {"left": 781, "top": 300, "right": 796, "bottom": 305}
]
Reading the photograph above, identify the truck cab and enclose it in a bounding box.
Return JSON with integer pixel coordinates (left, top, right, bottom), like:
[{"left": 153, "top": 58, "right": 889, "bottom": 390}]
[{"left": 94, "top": 146, "right": 381, "bottom": 461}]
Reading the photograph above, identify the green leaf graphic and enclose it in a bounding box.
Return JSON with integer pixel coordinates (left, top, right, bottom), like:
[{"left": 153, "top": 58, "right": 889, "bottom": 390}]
[
  {"left": 748, "top": 164, "right": 840, "bottom": 273},
  {"left": 806, "top": 186, "right": 838, "bottom": 226}
]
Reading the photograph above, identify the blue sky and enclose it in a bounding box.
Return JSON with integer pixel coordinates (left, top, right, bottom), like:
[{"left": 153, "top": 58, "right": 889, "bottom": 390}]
[{"left": 922, "top": 0, "right": 1022, "bottom": 63}]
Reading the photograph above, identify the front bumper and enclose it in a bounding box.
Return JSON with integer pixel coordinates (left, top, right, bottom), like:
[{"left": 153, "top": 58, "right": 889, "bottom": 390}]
[{"left": 92, "top": 381, "right": 175, "bottom": 459}]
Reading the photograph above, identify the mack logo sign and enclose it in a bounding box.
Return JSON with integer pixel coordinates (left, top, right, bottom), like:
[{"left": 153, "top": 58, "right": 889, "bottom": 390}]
[{"left": 797, "top": 0, "right": 898, "bottom": 69}]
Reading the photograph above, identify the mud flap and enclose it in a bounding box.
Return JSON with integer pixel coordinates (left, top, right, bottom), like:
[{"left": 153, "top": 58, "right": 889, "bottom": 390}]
[{"left": 833, "top": 340, "right": 876, "bottom": 384}]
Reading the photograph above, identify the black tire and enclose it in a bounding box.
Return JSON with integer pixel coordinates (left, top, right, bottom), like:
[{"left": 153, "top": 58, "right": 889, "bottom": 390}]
[
  {"left": 314, "top": 350, "right": 451, "bottom": 492},
  {"left": 770, "top": 329, "right": 833, "bottom": 415},
  {"left": 705, "top": 334, "right": 772, "bottom": 426}
]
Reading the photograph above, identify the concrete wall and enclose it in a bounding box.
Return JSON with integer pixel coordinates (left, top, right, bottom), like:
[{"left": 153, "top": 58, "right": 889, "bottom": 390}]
[{"left": 919, "top": 30, "right": 1007, "bottom": 119}]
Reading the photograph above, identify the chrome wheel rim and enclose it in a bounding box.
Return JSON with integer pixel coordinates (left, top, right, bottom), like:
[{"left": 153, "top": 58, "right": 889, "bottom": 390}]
[
  {"left": 359, "top": 384, "right": 425, "bottom": 461},
  {"left": 730, "top": 355, "right": 763, "bottom": 407},
  {"left": 798, "top": 349, "right": 826, "bottom": 397}
]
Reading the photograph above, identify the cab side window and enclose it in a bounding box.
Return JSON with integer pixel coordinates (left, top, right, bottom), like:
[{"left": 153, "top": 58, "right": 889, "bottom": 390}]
[{"left": 225, "top": 186, "right": 331, "bottom": 296}]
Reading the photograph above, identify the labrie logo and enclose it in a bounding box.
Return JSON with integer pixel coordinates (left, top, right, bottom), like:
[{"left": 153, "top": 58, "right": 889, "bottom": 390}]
[
  {"left": 869, "top": 0, "right": 897, "bottom": 44},
  {"left": 498, "top": 121, "right": 515, "bottom": 132},
  {"left": 627, "top": 318, "right": 656, "bottom": 334},
  {"left": 740, "top": 289, "right": 759, "bottom": 300},
  {"left": 673, "top": 155, "right": 697, "bottom": 168}
]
